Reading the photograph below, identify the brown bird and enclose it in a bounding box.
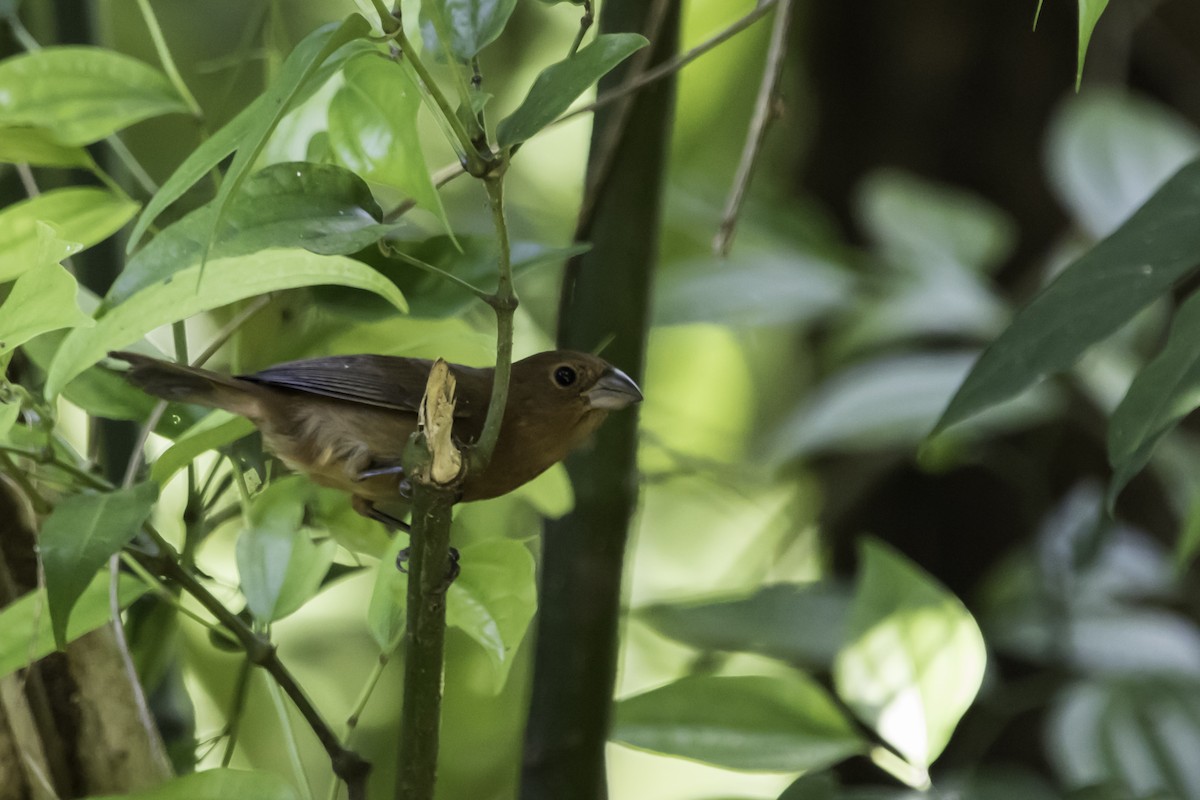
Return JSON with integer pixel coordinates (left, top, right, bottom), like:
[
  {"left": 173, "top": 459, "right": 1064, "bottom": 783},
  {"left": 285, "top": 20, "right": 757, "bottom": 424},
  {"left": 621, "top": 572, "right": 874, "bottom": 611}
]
[{"left": 110, "top": 350, "right": 642, "bottom": 526}]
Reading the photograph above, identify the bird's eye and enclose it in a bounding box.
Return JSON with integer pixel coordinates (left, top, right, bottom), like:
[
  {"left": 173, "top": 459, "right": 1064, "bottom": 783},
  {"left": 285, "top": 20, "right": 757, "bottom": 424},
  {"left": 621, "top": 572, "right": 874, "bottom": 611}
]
[{"left": 554, "top": 366, "right": 577, "bottom": 387}]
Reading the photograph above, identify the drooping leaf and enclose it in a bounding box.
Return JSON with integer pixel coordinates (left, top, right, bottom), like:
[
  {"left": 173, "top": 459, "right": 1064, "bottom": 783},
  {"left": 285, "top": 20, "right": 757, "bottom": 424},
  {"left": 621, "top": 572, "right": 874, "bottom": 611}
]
[
  {"left": 88, "top": 768, "right": 300, "bottom": 800},
  {"left": 0, "top": 46, "right": 189, "bottom": 145},
  {"left": 639, "top": 582, "right": 852, "bottom": 671},
  {"left": 236, "top": 477, "right": 336, "bottom": 622},
  {"left": 44, "top": 247, "right": 408, "bottom": 398},
  {"left": 150, "top": 412, "right": 256, "bottom": 486},
  {"left": 420, "top": 0, "right": 519, "bottom": 61},
  {"left": 446, "top": 538, "right": 537, "bottom": 692},
  {"left": 0, "top": 573, "right": 149, "bottom": 680},
  {"left": 1107, "top": 289, "right": 1200, "bottom": 504},
  {"left": 496, "top": 33, "right": 648, "bottom": 148},
  {"left": 108, "top": 161, "right": 401, "bottom": 306},
  {"left": 126, "top": 17, "right": 375, "bottom": 252},
  {"left": 834, "top": 540, "right": 987, "bottom": 771},
  {"left": 932, "top": 157, "right": 1200, "bottom": 436},
  {"left": 613, "top": 673, "right": 864, "bottom": 772},
  {"left": 1074, "top": 0, "right": 1110, "bottom": 90},
  {"left": 1046, "top": 91, "right": 1200, "bottom": 238},
  {"left": 327, "top": 54, "right": 449, "bottom": 228},
  {"left": 0, "top": 261, "right": 93, "bottom": 357},
  {"left": 0, "top": 187, "right": 136, "bottom": 282},
  {"left": 0, "top": 126, "right": 93, "bottom": 167},
  {"left": 40, "top": 482, "right": 158, "bottom": 648}
]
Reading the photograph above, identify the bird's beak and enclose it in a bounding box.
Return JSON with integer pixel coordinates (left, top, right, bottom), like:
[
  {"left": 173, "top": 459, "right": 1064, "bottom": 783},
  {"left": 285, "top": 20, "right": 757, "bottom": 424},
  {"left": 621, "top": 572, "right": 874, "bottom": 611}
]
[{"left": 585, "top": 366, "right": 643, "bottom": 410}]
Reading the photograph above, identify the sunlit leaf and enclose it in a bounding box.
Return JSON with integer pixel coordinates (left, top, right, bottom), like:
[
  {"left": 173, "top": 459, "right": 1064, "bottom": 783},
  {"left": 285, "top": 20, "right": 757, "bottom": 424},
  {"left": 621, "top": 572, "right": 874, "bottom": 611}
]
[
  {"left": 1047, "top": 677, "right": 1200, "bottom": 798},
  {"left": 446, "top": 538, "right": 537, "bottom": 692},
  {"left": 0, "top": 126, "right": 93, "bottom": 167},
  {"left": 0, "top": 573, "right": 149, "bottom": 680},
  {"left": 1074, "top": 0, "right": 1110, "bottom": 90},
  {"left": 40, "top": 482, "right": 158, "bottom": 648},
  {"left": 1046, "top": 91, "right": 1200, "bottom": 238},
  {"left": 0, "top": 47, "right": 189, "bottom": 145},
  {"left": 834, "top": 540, "right": 986, "bottom": 771},
  {"left": 420, "top": 0, "right": 518, "bottom": 61},
  {"left": 88, "top": 768, "right": 300, "bottom": 800},
  {"left": 933, "top": 157, "right": 1200, "bottom": 436},
  {"left": 150, "top": 412, "right": 256, "bottom": 486},
  {"left": 613, "top": 673, "right": 864, "bottom": 771},
  {"left": 496, "top": 33, "right": 648, "bottom": 148},
  {"left": 639, "top": 582, "right": 852, "bottom": 671},
  {"left": 237, "top": 477, "right": 336, "bottom": 622},
  {"left": 109, "top": 161, "right": 400, "bottom": 306},
  {"left": 328, "top": 53, "right": 449, "bottom": 228},
  {"left": 0, "top": 261, "right": 93, "bottom": 357},
  {"left": 127, "top": 17, "right": 374, "bottom": 251},
  {"left": 0, "top": 187, "right": 135, "bottom": 282},
  {"left": 44, "top": 247, "right": 408, "bottom": 398}
]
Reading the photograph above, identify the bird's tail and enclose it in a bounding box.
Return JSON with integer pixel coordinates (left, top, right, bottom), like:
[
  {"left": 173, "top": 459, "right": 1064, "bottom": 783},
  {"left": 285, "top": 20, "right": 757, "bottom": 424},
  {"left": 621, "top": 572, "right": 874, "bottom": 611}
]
[{"left": 109, "top": 351, "right": 266, "bottom": 419}]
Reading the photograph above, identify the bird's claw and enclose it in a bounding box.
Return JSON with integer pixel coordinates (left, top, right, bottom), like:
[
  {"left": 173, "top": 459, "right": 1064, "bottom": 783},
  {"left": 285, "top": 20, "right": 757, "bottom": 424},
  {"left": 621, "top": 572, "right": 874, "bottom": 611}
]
[
  {"left": 355, "top": 464, "right": 407, "bottom": 482},
  {"left": 395, "top": 545, "right": 460, "bottom": 585}
]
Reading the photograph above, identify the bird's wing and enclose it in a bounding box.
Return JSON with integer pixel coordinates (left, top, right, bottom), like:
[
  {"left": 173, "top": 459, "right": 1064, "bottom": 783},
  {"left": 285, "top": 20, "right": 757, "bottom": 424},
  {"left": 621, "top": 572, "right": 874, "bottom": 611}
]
[{"left": 242, "top": 355, "right": 488, "bottom": 416}]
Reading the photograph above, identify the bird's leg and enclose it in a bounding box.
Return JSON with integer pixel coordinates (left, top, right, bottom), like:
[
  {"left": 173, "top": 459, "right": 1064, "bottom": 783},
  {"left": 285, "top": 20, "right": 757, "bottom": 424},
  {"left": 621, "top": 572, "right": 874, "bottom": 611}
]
[
  {"left": 355, "top": 464, "right": 407, "bottom": 481},
  {"left": 350, "top": 495, "right": 410, "bottom": 532}
]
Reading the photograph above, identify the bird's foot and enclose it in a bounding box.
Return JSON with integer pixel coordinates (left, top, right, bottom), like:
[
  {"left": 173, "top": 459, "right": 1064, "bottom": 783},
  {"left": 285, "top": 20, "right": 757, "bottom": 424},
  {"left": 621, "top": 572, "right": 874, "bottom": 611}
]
[
  {"left": 351, "top": 496, "right": 410, "bottom": 532},
  {"left": 395, "top": 546, "right": 460, "bottom": 585},
  {"left": 355, "top": 464, "right": 406, "bottom": 481}
]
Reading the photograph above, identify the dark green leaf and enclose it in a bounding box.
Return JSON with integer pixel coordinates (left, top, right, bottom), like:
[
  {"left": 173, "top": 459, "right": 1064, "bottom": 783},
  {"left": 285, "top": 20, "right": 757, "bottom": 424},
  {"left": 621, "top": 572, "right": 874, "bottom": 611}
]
[
  {"left": 420, "top": 0, "right": 519, "bottom": 61},
  {"left": 639, "top": 582, "right": 852, "bottom": 670},
  {"left": 834, "top": 540, "right": 986, "bottom": 770},
  {"left": 0, "top": 126, "right": 93, "bottom": 167},
  {"left": 327, "top": 54, "right": 449, "bottom": 228},
  {"left": 0, "top": 187, "right": 137, "bottom": 282},
  {"left": 777, "top": 772, "right": 839, "bottom": 800},
  {"left": 933, "top": 157, "right": 1200, "bottom": 436},
  {"left": 0, "top": 573, "right": 149, "bottom": 680},
  {"left": 40, "top": 482, "right": 158, "bottom": 648},
  {"left": 496, "top": 33, "right": 648, "bottom": 148},
  {"left": 0, "top": 47, "right": 189, "bottom": 145},
  {"left": 236, "top": 477, "right": 336, "bottom": 622},
  {"left": 88, "top": 768, "right": 300, "bottom": 800},
  {"left": 1108, "top": 289, "right": 1200, "bottom": 504},
  {"left": 45, "top": 248, "right": 407, "bottom": 398},
  {"left": 126, "top": 18, "right": 375, "bottom": 252},
  {"left": 108, "top": 161, "right": 400, "bottom": 306},
  {"left": 613, "top": 673, "right": 864, "bottom": 772}
]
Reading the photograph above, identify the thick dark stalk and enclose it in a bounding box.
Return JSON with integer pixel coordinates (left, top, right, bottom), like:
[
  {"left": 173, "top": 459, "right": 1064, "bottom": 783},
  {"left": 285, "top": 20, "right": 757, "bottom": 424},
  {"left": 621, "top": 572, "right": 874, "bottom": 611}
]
[{"left": 521, "top": 2, "right": 679, "bottom": 800}]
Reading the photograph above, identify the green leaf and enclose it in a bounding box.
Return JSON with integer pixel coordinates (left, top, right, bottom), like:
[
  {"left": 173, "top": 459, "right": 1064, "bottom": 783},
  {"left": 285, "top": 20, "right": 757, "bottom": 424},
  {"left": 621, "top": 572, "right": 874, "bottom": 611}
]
[
  {"left": 203, "top": 16, "right": 373, "bottom": 266},
  {"left": 834, "top": 540, "right": 986, "bottom": 771},
  {"left": 109, "top": 161, "right": 400, "bottom": 306},
  {"left": 496, "top": 33, "right": 648, "bottom": 148},
  {"left": 0, "top": 46, "right": 189, "bottom": 145},
  {"left": 1047, "top": 677, "right": 1200, "bottom": 799},
  {"left": 446, "top": 538, "right": 537, "bottom": 692},
  {"left": 1075, "top": 0, "right": 1110, "bottom": 90},
  {"left": 151, "top": 412, "right": 256, "bottom": 486},
  {"left": 328, "top": 54, "right": 449, "bottom": 229},
  {"left": 367, "top": 532, "right": 409, "bottom": 651},
  {"left": 0, "top": 573, "right": 149, "bottom": 680},
  {"left": 88, "top": 768, "right": 300, "bottom": 800},
  {"left": 933, "top": 157, "right": 1200, "bottom": 436},
  {"left": 1107, "top": 289, "right": 1200, "bottom": 504},
  {"left": 44, "top": 247, "right": 408, "bottom": 398},
  {"left": 40, "top": 482, "right": 159, "bottom": 648},
  {"left": 639, "top": 582, "right": 852, "bottom": 671},
  {"left": 1046, "top": 91, "right": 1200, "bottom": 238},
  {"left": 0, "top": 261, "right": 93, "bottom": 357},
  {"left": 0, "top": 187, "right": 137, "bottom": 282},
  {"left": 0, "top": 126, "right": 93, "bottom": 167},
  {"left": 613, "top": 673, "right": 864, "bottom": 771},
  {"left": 126, "top": 18, "right": 374, "bottom": 252},
  {"left": 856, "top": 169, "right": 1017, "bottom": 276},
  {"left": 237, "top": 477, "right": 336, "bottom": 622},
  {"left": 0, "top": 399, "right": 18, "bottom": 441},
  {"left": 420, "top": 0, "right": 518, "bottom": 61}
]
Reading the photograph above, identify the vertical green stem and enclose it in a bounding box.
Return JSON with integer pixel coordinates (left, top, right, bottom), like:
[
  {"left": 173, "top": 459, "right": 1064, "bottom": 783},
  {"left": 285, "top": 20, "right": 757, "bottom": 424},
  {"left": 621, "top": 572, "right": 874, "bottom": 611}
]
[{"left": 135, "top": 0, "right": 203, "bottom": 116}]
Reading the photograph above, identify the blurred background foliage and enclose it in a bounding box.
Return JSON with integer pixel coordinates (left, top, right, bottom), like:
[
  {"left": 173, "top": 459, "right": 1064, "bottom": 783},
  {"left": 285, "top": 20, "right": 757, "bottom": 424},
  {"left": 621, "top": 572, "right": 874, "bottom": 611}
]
[{"left": 6, "top": 0, "right": 1200, "bottom": 799}]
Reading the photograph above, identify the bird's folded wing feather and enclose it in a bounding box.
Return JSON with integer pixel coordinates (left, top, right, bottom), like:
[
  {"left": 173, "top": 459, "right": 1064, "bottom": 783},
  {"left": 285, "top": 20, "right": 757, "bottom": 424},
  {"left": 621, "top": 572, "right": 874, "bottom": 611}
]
[{"left": 241, "top": 355, "right": 487, "bottom": 416}]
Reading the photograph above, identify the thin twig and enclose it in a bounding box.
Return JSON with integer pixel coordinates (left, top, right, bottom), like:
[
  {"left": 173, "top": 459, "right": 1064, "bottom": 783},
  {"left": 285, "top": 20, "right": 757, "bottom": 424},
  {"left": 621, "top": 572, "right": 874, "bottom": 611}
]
[
  {"left": 383, "top": 162, "right": 467, "bottom": 222},
  {"left": 384, "top": 245, "right": 490, "bottom": 300},
  {"left": 556, "top": 0, "right": 779, "bottom": 127},
  {"left": 568, "top": 0, "right": 594, "bottom": 57},
  {"left": 713, "top": 0, "right": 794, "bottom": 255},
  {"left": 135, "top": 0, "right": 203, "bottom": 116}
]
